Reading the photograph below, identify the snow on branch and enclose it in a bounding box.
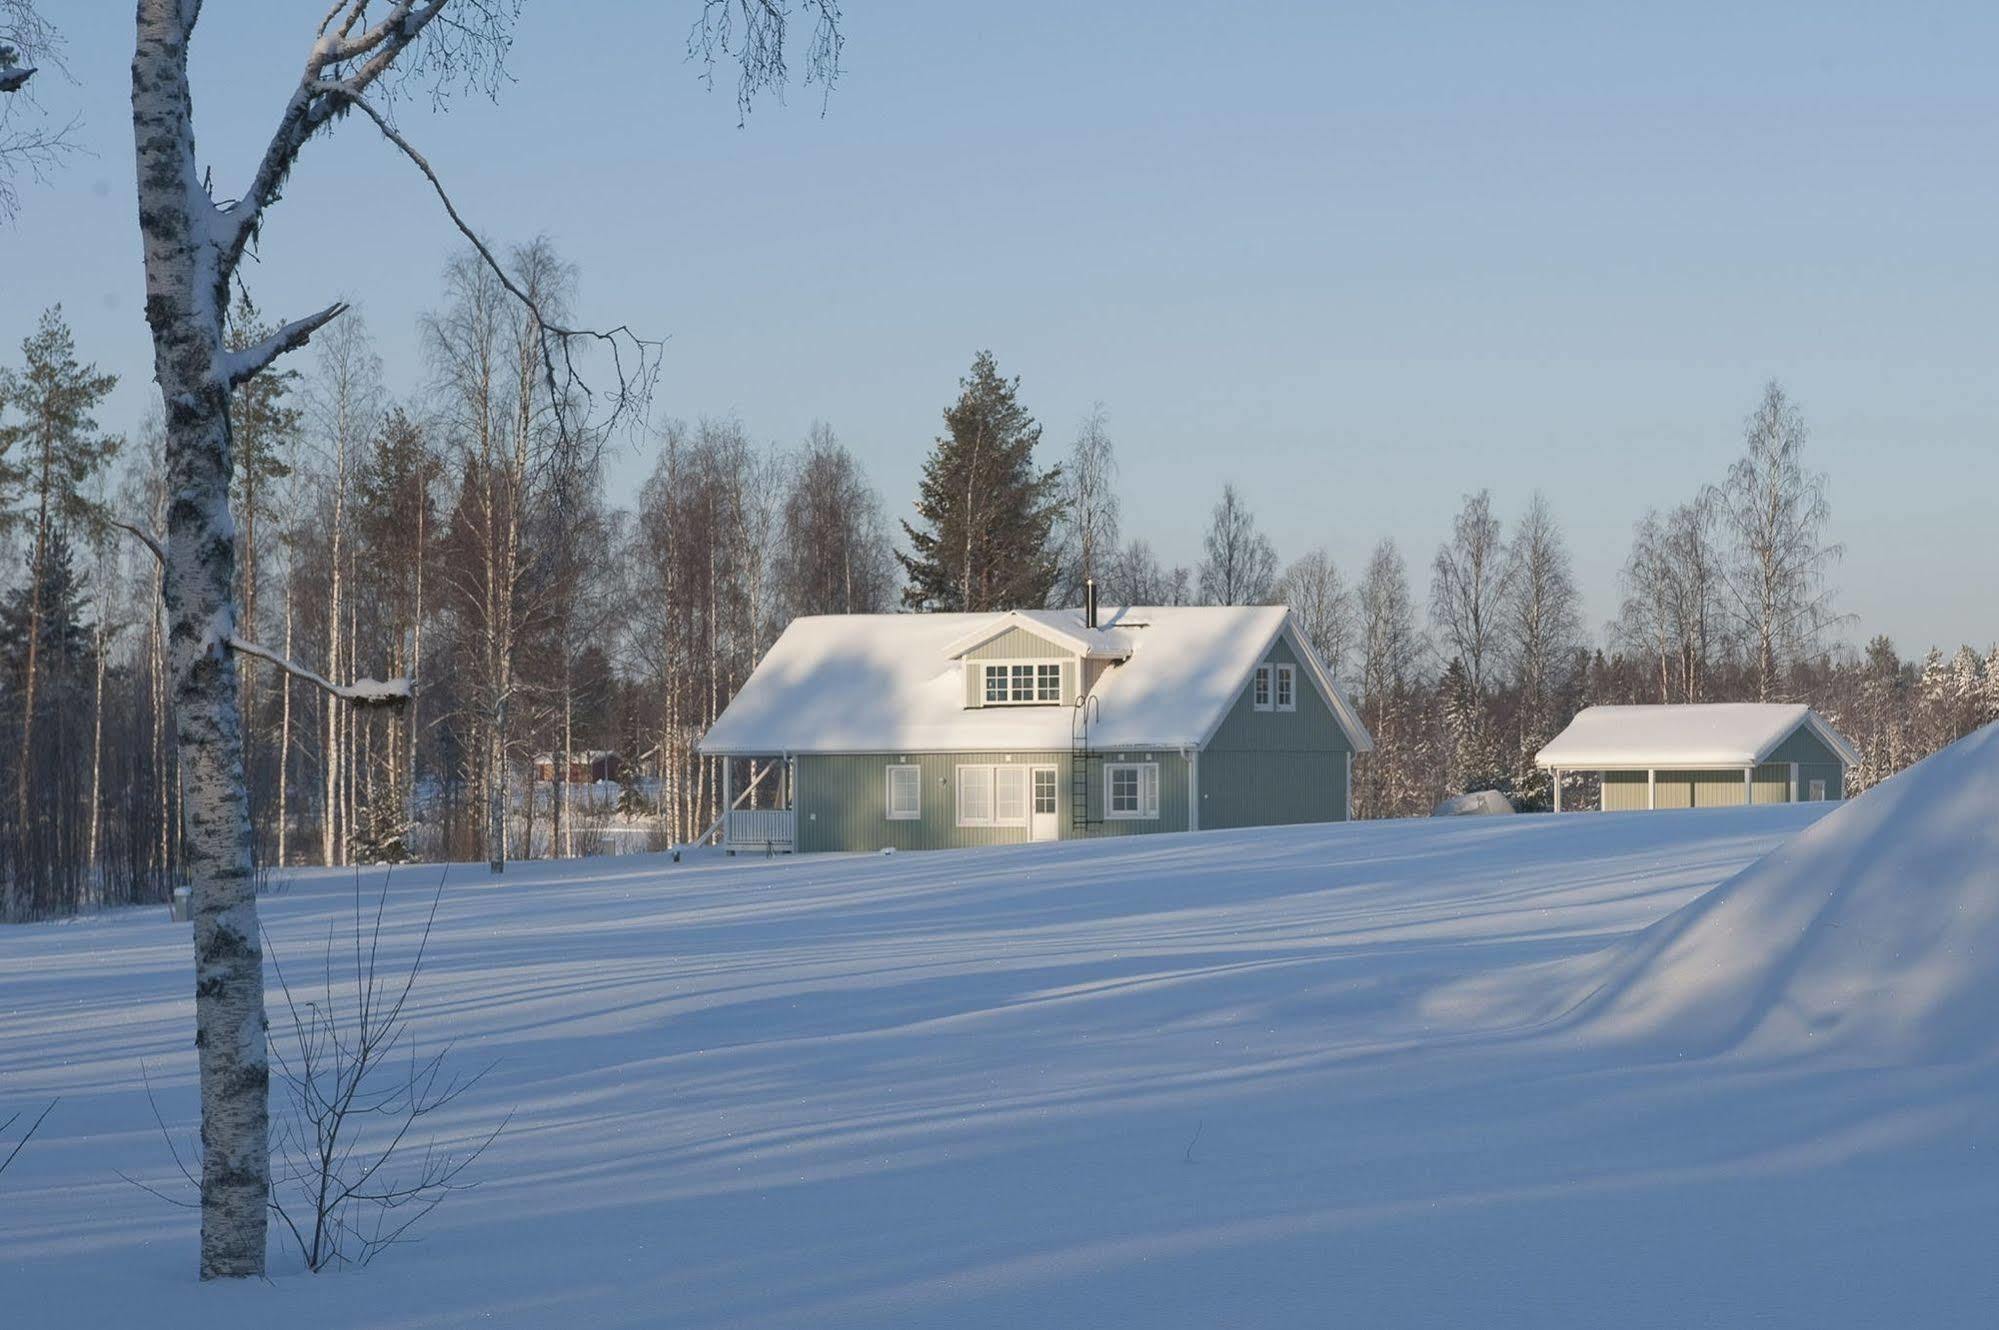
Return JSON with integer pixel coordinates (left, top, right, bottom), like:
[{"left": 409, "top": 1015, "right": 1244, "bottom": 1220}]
[
  {"left": 0, "top": 64, "right": 33, "bottom": 94},
  {"left": 112, "top": 521, "right": 412, "bottom": 707},
  {"left": 227, "top": 636, "right": 412, "bottom": 709},
  {"left": 217, "top": 301, "right": 348, "bottom": 388}
]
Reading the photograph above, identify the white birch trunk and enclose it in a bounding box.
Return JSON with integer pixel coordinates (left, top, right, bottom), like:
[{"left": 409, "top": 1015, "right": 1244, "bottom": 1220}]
[{"left": 133, "top": 0, "right": 270, "bottom": 1277}]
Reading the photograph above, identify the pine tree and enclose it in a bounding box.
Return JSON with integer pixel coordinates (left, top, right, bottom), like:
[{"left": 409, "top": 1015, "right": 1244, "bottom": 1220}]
[
  {"left": 899, "top": 351, "right": 1060, "bottom": 611},
  {"left": 0, "top": 306, "right": 118, "bottom": 917}
]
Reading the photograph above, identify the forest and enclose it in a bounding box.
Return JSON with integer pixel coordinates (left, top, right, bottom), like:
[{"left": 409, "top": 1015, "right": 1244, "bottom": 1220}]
[{"left": 0, "top": 264, "right": 1993, "bottom": 921}]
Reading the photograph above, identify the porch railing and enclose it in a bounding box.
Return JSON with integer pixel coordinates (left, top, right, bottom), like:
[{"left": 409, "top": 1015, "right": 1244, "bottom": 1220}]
[{"left": 725, "top": 808, "right": 795, "bottom": 849}]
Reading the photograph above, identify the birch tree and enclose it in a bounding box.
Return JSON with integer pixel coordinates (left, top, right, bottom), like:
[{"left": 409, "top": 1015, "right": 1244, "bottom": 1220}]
[
  {"left": 0, "top": 0, "right": 75, "bottom": 219},
  {"left": 1719, "top": 381, "right": 1843, "bottom": 699},
  {"left": 777, "top": 423, "right": 896, "bottom": 617},
  {"left": 1429, "top": 489, "right": 1511, "bottom": 696},
  {"left": 1499, "top": 492, "right": 1581, "bottom": 731},
  {"left": 1050, "top": 402, "right": 1120, "bottom": 605},
  {"left": 127, "top": 0, "right": 842, "bottom": 1281},
  {"left": 1277, "top": 547, "right": 1355, "bottom": 678},
  {"left": 1196, "top": 483, "right": 1277, "bottom": 606}
]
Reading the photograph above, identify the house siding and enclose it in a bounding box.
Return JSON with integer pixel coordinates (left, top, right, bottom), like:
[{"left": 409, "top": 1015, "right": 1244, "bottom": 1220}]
[
  {"left": 963, "top": 628, "right": 1072, "bottom": 660},
  {"left": 1199, "top": 634, "right": 1352, "bottom": 829},
  {"left": 1588, "top": 721, "right": 1847, "bottom": 811},
  {"left": 795, "top": 750, "right": 1190, "bottom": 852},
  {"left": 1601, "top": 770, "right": 1650, "bottom": 811},
  {"left": 1798, "top": 762, "right": 1844, "bottom": 801}
]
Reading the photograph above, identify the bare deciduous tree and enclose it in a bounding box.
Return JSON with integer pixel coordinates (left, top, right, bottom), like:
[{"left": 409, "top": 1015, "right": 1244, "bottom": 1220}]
[
  {"left": 266, "top": 874, "right": 502, "bottom": 1271},
  {"left": 1196, "top": 483, "right": 1277, "bottom": 606},
  {"left": 1500, "top": 492, "right": 1581, "bottom": 730},
  {"left": 1050, "top": 402, "right": 1120, "bottom": 605},
  {"left": 1429, "top": 489, "right": 1511, "bottom": 696},
  {"left": 778, "top": 423, "right": 897, "bottom": 618},
  {"left": 1719, "top": 381, "right": 1844, "bottom": 699},
  {"left": 1277, "top": 547, "right": 1356, "bottom": 678},
  {"left": 0, "top": 1, "right": 77, "bottom": 219},
  {"left": 128, "top": 0, "right": 841, "bottom": 1281}
]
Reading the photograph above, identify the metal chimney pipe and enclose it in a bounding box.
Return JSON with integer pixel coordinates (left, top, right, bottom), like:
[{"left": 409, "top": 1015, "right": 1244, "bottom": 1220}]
[{"left": 1085, "top": 577, "right": 1098, "bottom": 629}]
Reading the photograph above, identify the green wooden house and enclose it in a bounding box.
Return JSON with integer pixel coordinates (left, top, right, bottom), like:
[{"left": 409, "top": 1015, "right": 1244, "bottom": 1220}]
[
  {"left": 1535, "top": 703, "right": 1859, "bottom": 812},
  {"left": 698, "top": 597, "right": 1373, "bottom": 853}
]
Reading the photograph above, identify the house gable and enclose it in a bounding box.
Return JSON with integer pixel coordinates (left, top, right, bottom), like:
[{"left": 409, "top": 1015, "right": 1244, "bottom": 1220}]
[{"left": 961, "top": 626, "right": 1074, "bottom": 661}]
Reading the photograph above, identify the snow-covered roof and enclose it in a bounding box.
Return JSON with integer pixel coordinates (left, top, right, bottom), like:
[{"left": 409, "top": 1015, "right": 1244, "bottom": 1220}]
[
  {"left": 1535, "top": 704, "right": 1859, "bottom": 770},
  {"left": 701, "top": 605, "right": 1371, "bottom": 756}
]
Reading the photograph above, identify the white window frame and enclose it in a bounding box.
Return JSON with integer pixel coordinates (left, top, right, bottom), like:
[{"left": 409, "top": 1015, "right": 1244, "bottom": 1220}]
[
  {"left": 1808, "top": 778, "right": 1827, "bottom": 802},
  {"left": 1104, "top": 762, "right": 1160, "bottom": 820},
  {"left": 885, "top": 764, "right": 921, "bottom": 821},
  {"left": 956, "top": 764, "right": 995, "bottom": 826},
  {"left": 977, "top": 659, "right": 1066, "bottom": 706},
  {"left": 994, "top": 765, "right": 1028, "bottom": 824},
  {"left": 1252, "top": 665, "right": 1273, "bottom": 712},
  {"left": 1274, "top": 663, "right": 1296, "bottom": 712},
  {"left": 955, "top": 763, "right": 1030, "bottom": 827}
]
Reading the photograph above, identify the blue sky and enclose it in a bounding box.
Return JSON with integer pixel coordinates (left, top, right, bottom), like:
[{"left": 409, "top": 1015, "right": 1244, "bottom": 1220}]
[{"left": 9, "top": 2, "right": 1998, "bottom": 654}]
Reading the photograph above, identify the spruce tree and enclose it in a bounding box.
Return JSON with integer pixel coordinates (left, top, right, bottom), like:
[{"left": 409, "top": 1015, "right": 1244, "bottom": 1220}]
[{"left": 899, "top": 351, "right": 1060, "bottom": 611}]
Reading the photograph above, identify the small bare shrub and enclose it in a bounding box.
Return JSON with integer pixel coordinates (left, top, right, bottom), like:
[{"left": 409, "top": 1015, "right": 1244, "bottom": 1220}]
[{"left": 264, "top": 870, "right": 505, "bottom": 1271}]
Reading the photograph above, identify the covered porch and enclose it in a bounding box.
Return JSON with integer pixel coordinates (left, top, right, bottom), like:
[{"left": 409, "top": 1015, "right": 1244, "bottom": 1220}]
[{"left": 709, "top": 754, "right": 797, "bottom": 853}]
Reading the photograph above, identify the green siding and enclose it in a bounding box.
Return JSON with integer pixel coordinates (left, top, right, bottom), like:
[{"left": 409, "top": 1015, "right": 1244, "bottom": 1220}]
[
  {"left": 796, "top": 749, "right": 1189, "bottom": 852},
  {"left": 1199, "top": 634, "right": 1352, "bottom": 829},
  {"left": 1798, "top": 763, "right": 1844, "bottom": 801},
  {"left": 1764, "top": 724, "right": 1843, "bottom": 769}
]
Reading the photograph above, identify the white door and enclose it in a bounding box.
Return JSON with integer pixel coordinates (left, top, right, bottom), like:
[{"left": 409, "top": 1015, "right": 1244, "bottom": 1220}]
[{"left": 1030, "top": 766, "right": 1059, "bottom": 841}]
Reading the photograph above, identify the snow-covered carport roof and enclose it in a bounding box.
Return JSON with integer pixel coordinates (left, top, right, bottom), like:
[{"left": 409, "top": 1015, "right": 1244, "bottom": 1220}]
[{"left": 1534, "top": 703, "right": 1860, "bottom": 770}]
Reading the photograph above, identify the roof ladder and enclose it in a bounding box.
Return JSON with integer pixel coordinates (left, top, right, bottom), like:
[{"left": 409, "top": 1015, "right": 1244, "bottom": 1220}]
[{"left": 1071, "top": 694, "right": 1100, "bottom": 838}]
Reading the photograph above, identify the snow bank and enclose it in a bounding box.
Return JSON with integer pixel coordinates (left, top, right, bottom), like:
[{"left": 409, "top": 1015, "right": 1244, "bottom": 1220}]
[{"left": 1570, "top": 721, "right": 1999, "bottom": 1061}]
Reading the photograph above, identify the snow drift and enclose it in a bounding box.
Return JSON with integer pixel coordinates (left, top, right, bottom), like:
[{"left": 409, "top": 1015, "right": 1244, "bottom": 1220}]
[{"left": 1570, "top": 721, "right": 1999, "bottom": 1062}]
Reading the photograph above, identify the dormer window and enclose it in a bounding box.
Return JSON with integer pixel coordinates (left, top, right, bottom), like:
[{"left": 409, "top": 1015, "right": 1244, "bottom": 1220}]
[{"left": 983, "top": 661, "right": 1062, "bottom": 705}]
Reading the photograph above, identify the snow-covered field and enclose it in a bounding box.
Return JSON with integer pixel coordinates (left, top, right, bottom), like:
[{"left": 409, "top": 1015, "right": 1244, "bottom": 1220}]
[{"left": 5, "top": 775, "right": 1996, "bottom": 1327}]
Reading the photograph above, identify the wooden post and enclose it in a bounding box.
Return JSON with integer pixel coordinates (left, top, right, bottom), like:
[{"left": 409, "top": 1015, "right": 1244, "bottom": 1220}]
[
  {"left": 1743, "top": 766, "right": 1754, "bottom": 806},
  {"left": 721, "top": 758, "right": 733, "bottom": 849},
  {"left": 1552, "top": 769, "right": 1562, "bottom": 814},
  {"left": 1647, "top": 768, "right": 1656, "bottom": 811}
]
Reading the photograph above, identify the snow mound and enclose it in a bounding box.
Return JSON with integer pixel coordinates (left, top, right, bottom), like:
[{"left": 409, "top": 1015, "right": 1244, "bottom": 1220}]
[
  {"left": 1432, "top": 789, "right": 1515, "bottom": 816},
  {"left": 1570, "top": 721, "right": 1999, "bottom": 1062}
]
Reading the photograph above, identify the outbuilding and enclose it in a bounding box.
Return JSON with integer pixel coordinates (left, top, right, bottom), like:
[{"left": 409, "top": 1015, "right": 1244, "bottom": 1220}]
[{"left": 1535, "top": 703, "right": 1858, "bottom": 813}]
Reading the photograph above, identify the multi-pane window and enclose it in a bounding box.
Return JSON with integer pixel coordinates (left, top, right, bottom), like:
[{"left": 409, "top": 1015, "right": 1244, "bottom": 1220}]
[
  {"left": 981, "top": 662, "right": 1064, "bottom": 704},
  {"left": 994, "top": 766, "right": 1027, "bottom": 823},
  {"left": 957, "top": 765, "right": 995, "bottom": 825},
  {"left": 886, "top": 764, "right": 921, "bottom": 820},
  {"left": 956, "top": 764, "right": 1031, "bottom": 826},
  {"left": 1105, "top": 763, "right": 1160, "bottom": 820},
  {"left": 1275, "top": 664, "right": 1296, "bottom": 711},
  {"left": 1032, "top": 767, "right": 1058, "bottom": 814},
  {"left": 1252, "top": 665, "right": 1273, "bottom": 711}
]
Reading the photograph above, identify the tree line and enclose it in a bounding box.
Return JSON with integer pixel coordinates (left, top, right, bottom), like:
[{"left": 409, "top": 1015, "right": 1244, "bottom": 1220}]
[{"left": 1, "top": 301, "right": 1991, "bottom": 918}]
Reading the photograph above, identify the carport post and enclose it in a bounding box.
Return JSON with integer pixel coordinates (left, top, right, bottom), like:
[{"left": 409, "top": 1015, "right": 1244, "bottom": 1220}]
[
  {"left": 1552, "top": 769, "right": 1562, "bottom": 813},
  {"left": 1743, "top": 766, "right": 1753, "bottom": 805},
  {"left": 1647, "top": 769, "right": 1656, "bottom": 810}
]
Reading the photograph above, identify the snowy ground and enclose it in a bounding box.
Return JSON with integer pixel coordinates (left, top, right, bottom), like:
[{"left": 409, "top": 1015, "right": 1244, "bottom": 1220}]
[{"left": 4, "top": 804, "right": 1996, "bottom": 1328}]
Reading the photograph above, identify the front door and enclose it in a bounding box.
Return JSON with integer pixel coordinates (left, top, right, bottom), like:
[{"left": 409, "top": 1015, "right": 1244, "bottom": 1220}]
[{"left": 1030, "top": 766, "right": 1059, "bottom": 841}]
